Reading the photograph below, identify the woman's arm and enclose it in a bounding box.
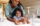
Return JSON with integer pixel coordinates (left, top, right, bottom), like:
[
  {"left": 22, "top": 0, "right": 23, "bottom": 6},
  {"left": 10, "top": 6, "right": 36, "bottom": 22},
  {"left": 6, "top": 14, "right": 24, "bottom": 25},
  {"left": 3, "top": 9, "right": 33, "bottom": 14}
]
[
  {"left": 7, "top": 18, "right": 14, "bottom": 22},
  {"left": 24, "top": 17, "right": 30, "bottom": 24},
  {"left": 20, "top": 5, "right": 30, "bottom": 24},
  {"left": 21, "top": 5, "right": 26, "bottom": 16},
  {"left": 4, "top": 4, "right": 14, "bottom": 22}
]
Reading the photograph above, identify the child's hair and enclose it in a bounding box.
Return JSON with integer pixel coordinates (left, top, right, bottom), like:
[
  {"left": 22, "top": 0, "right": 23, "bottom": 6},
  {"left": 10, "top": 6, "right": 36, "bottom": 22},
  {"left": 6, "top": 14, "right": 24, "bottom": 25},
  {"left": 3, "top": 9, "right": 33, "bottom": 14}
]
[{"left": 12, "top": 8, "right": 23, "bottom": 17}]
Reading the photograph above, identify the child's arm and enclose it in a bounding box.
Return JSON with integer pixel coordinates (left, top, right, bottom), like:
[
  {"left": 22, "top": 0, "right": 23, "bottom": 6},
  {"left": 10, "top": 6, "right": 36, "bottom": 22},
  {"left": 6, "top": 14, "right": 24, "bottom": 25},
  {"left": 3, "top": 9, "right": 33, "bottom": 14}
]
[
  {"left": 19, "top": 17, "right": 26, "bottom": 24},
  {"left": 13, "top": 18, "right": 20, "bottom": 25}
]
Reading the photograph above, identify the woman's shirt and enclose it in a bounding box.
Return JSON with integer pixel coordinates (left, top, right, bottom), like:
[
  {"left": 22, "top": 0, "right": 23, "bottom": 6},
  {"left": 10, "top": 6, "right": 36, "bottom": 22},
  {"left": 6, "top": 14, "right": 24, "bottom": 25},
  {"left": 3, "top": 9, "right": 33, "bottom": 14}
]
[{"left": 4, "top": 3, "right": 26, "bottom": 18}]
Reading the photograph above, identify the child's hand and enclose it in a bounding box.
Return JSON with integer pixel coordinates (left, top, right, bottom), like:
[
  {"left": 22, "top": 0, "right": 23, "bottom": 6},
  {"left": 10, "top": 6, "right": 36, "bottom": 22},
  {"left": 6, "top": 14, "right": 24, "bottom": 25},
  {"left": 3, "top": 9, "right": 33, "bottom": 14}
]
[
  {"left": 15, "top": 20, "right": 20, "bottom": 25},
  {"left": 27, "top": 21, "right": 30, "bottom": 24},
  {"left": 15, "top": 23, "right": 19, "bottom": 25}
]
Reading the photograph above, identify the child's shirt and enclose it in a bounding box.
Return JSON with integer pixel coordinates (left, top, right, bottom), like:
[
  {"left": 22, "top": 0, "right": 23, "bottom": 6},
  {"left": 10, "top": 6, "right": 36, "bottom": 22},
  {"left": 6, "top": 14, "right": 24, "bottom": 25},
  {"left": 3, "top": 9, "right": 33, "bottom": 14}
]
[{"left": 13, "top": 16, "right": 23, "bottom": 20}]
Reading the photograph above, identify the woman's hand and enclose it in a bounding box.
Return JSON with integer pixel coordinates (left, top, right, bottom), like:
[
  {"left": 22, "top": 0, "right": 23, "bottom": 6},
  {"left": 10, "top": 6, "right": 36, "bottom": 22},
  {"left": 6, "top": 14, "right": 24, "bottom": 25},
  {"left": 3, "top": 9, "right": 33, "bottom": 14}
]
[{"left": 23, "top": 16, "right": 30, "bottom": 24}]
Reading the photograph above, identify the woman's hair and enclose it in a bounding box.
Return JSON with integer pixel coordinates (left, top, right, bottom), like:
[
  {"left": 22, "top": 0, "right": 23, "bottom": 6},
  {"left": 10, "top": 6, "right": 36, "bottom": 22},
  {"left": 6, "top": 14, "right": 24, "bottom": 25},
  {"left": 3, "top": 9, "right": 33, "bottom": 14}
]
[
  {"left": 12, "top": 8, "right": 23, "bottom": 17},
  {"left": 9, "top": 0, "right": 24, "bottom": 8}
]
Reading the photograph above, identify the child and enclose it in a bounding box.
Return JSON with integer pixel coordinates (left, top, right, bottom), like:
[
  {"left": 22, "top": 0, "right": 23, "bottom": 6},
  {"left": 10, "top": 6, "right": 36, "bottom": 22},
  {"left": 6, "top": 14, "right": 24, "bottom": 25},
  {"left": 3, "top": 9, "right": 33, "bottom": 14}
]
[{"left": 12, "top": 8, "right": 30, "bottom": 25}]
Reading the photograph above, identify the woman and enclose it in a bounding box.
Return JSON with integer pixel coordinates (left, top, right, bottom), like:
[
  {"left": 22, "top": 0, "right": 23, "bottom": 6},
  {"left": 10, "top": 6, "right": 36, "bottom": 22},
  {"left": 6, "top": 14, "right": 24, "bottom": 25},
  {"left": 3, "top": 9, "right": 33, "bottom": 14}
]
[{"left": 4, "top": 0, "right": 26, "bottom": 22}]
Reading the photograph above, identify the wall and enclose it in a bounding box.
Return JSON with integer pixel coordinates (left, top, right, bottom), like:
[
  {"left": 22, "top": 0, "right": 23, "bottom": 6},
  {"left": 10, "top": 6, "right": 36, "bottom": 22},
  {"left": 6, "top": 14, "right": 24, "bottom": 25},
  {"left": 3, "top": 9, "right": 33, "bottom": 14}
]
[
  {"left": 20, "top": 0, "right": 40, "bottom": 15},
  {"left": 0, "top": 0, "right": 40, "bottom": 15}
]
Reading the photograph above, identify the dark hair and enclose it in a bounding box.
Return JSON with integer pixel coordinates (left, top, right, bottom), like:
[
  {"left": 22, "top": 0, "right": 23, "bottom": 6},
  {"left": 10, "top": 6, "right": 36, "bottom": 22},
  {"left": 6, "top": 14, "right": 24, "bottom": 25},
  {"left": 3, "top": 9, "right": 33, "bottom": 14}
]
[
  {"left": 9, "top": 0, "right": 24, "bottom": 8},
  {"left": 12, "top": 8, "right": 23, "bottom": 17}
]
